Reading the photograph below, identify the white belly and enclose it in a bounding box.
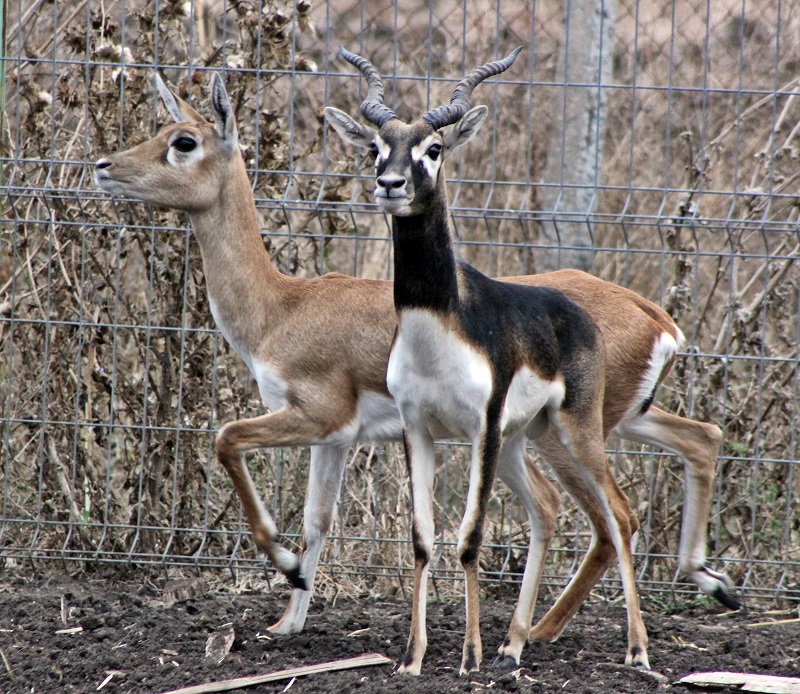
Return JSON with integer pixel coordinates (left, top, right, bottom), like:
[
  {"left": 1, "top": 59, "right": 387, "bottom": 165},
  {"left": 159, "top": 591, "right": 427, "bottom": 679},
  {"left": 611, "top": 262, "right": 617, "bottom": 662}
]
[
  {"left": 387, "top": 310, "right": 494, "bottom": 440},
  {"left": 501, "top": 366, "right": 565, "bottom": 437},
  {"left": 349, "top": 390, "right": 404, "bottom": 443},
  {"left": 252, "top": 360, "right": 289, "bottom": 411},
  {"left": 252, "top": 359, "right": 402, "bottom": 445}
]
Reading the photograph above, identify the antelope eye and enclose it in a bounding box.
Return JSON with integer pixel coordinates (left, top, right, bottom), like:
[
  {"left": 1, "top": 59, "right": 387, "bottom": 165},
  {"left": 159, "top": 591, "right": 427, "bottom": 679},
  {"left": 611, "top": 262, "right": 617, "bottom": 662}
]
[
  {"left": 368, "top": 142, "right": 379, "bottom": 158},
  {"left": 173, "top": 136, "right": 197, "bottom": 153},
  {"left": 427, "top": 143, "right": 442, "bottom": 160}
]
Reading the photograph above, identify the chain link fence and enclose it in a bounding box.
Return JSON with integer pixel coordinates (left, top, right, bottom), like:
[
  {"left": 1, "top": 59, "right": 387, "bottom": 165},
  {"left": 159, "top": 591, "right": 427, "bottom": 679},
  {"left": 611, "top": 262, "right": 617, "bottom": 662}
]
[{"left": 1, "top": 0, "right": 798, "bottom": 606}]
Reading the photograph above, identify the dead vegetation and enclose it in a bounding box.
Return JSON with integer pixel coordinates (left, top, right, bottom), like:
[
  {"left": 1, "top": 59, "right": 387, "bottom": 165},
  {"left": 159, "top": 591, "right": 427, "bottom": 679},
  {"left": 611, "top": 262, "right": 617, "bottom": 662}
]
[{"left": 0, "top": 0, "right": 798, "bottom": 608}]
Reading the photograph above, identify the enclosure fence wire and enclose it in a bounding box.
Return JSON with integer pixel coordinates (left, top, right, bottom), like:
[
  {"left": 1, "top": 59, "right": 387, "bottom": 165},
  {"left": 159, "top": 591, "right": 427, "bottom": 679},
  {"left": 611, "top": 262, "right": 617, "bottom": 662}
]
[{"left": 1, "top": 0, "right": 799, "bottom": 607}]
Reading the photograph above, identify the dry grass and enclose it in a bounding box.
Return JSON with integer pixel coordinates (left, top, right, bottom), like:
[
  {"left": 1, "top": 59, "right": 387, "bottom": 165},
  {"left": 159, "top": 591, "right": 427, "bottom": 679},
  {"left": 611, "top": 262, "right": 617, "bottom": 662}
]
[{"left": 0, "top": 0, "right": 798, "bottom": 605}]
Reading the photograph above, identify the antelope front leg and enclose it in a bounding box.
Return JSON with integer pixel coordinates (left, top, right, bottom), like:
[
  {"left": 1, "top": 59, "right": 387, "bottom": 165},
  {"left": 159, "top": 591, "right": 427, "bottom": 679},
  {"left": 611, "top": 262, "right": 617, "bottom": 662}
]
[
  {"left": 268, "top": 444, "right": 349, "bottom": 634},
  {"left": 493, "top": 445, "right": 559, "bottom": 668},
  {"left": 457, "top": 421, "right": 502, "bottom": 675},
  {"left": 215, "top": 406, "right": 344, "bottom": 589},
  {"left": 398, "top": 431, "right": 436, "bottom": 676}
]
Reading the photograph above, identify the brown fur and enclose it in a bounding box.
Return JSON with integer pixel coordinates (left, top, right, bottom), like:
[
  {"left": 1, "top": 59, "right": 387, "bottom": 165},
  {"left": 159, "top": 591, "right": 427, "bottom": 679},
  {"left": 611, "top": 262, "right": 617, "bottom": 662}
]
[{"left": 96, "top": 75, "right": 728, "bottom": 658}]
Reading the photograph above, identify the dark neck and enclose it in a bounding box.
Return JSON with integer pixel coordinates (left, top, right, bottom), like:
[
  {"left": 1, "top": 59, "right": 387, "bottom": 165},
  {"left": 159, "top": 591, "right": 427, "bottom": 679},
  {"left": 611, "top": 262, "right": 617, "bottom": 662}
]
[{"left": 391, "top": 195, "right": 459, "bottom": 313}]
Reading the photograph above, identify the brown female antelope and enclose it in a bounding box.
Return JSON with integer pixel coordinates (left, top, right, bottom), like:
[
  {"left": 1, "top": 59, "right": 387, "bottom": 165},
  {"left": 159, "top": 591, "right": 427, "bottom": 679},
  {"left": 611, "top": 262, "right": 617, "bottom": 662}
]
[
  {"left": 95, "top": 73, "right": 402, "bottom": 633},
  {"left": 94, "top": 70, "right": 735, "bottom": 666},
  {"left": 326, "top": 47, "right": 738, "bottom": 675}
]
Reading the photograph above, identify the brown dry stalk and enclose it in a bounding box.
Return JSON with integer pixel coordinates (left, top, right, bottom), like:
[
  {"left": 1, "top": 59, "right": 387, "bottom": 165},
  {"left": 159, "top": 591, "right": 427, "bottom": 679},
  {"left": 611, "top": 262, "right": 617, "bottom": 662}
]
[
  {"left": 711, "top": 242, "right": 800, "bottom": 355},
  {"left": 746, "top": 617, "right": 800, "bottom": 628},
  {"left": 158, "top": 653, "right": 393, "bottom": 694},
  {"left": 707, "top": 75, "right": 800, "bottom": 152},
  {"left": 0, "top": 647, "right": 14, "bottom": 678}
]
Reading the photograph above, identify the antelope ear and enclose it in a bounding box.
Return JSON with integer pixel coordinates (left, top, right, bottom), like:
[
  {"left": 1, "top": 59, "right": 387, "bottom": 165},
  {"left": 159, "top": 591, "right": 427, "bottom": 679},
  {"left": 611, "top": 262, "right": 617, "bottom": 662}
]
[
  {"left": 325, "top": 107, "right": 377, "bottom": 149},
  {"left": 154, "top": 73, "right": 206, "bottom": 124},
  {"left": 442, "top": 105, "right": 488, "bottom": 158},
  {"left": 209, "top": 72, "right": 238, "bottom": 148}
]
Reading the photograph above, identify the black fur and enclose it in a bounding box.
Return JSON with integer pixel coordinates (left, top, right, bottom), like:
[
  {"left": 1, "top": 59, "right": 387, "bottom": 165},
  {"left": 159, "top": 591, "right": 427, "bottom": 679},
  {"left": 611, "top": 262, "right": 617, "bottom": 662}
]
[
  {"left": 459, "top": 531, "right": 481, "bottom": 568},
  {"left": 392, "top": 209, "right": 601, "bottom": 417},
  {"left": 284, "top": 564, "right": 308, "bottom": 591},
  {"left": 402, "top": 638, "right": 417, "bottom": 668},
  {"left": 459, "top": 393, "right": 504, "bottom": 568},
  {"left": 392, "top": 209, "right": 459, "bottom": 313},
  {"left": 700, "top": 566, "right": 742, "bottom": 610},
  {"left": 712, "top": 585, "right": 742, "bottom": 611},
  {"left": 628, "top": 644, "right": 650, "bottom": 668},
  {"left": 463, "top": 643, "right": 479, "bottom": 672},
  {"left": 411, "top": 526, "right": 429, "bottom": 565},
  {"left": 404, "top": 433, "right": 431, "bottom": 566},
  {"left": 639, "top": 389, "right": 655, "bottom": 415}
]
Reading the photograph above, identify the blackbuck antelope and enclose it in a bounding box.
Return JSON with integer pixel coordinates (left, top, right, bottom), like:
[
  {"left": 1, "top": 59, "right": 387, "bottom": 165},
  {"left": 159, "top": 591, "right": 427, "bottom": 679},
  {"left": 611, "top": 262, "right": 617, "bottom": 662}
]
[
  {"left": 326, "top": 47, "right": 738, "bottom": 675},
  {"left": 94, "top": 70, "right": 735, "bottom": 666}
]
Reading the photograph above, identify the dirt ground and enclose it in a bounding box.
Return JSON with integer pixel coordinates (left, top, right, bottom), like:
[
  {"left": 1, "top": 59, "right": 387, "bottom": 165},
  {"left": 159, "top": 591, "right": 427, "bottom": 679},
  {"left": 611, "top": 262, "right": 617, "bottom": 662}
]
[{"left": 0, "top": 574, "right": 798, "bottom": 694}]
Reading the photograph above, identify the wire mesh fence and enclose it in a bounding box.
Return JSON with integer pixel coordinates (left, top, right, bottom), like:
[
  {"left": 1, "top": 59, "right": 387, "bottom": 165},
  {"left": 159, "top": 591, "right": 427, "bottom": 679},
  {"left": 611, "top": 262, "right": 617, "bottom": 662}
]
[{"left": 1, "top": 0, "right": 799, "bottom": 607}]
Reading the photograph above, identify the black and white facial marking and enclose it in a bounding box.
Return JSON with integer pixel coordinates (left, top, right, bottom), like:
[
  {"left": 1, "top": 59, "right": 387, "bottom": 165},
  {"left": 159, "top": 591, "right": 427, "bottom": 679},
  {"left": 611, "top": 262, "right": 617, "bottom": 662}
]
[
  {"left": 326, "top": 105, "right": 489, "bottom": 219},
  {"left": 371, "top": 120, "right": 442, "bottom": 216},
  {"left": 327, "top": 43, "right": 517, "bottom": 225}
]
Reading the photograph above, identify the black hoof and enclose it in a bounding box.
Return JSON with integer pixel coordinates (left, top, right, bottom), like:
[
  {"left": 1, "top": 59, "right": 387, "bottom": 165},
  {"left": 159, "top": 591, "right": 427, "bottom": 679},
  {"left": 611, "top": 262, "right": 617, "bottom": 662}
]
[
  {"left": 492, "top": 654, "right": 519, "bottom": 669},
  {"left": 285, "top": 565, "right": 308, "bottom": 591},
  {"left": 712, "top": 585, "right": 742, "bottom": 611}
]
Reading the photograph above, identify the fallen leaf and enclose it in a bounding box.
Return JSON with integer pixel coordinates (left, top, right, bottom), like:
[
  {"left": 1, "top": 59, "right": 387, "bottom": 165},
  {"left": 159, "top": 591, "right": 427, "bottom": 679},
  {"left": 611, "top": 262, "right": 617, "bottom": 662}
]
[{"left": 204, "top": 624, "right": 235, "bottom": 664}]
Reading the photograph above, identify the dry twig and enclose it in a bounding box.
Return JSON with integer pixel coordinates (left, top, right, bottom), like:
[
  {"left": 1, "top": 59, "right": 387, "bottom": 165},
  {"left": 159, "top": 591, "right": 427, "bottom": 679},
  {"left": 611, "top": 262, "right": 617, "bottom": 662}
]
[{"left": 158, "top": 653, "right": 393, "bottom": 694}]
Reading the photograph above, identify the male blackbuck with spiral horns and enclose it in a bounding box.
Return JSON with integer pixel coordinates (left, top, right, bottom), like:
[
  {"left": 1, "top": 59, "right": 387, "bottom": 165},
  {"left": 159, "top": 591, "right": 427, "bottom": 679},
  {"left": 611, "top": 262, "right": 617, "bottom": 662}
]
[
  {"left": 326, "top": 47, "right": 739, "bottom": 675},
  {"left": 95, "top": 70, "right": 735, "bottom": 669}
]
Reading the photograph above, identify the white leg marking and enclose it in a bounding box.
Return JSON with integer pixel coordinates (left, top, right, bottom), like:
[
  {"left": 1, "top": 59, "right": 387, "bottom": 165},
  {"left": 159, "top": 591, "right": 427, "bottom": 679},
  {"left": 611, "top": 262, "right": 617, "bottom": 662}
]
[
  {"left": 623, "top": 332, "right": 679, "bottom": 420},
  {"left": 398, "top": 429, "right": 436, "bottom": 676},
  {"left": 269, "top": 444, "right": 349, "bottom": 634},
  {"left": 494, "top": 434, "right": 556, "bottom": 665}
]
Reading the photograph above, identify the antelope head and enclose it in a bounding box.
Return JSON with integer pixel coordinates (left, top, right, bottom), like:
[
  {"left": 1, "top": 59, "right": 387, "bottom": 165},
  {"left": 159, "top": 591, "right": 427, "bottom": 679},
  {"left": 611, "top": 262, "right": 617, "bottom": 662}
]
[
  {"left": 94, "top": 72, "right": 241, "bottom": 213},
  {"left": 325, "top": 47, "right": 522, "bottom": 217}
]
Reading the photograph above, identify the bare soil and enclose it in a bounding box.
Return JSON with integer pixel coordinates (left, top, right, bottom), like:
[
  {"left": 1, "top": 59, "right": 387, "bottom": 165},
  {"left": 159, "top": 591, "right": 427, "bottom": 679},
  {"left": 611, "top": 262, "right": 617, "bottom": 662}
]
[{"left": 0, "top": 575, "right": 798, "bottom": 693}]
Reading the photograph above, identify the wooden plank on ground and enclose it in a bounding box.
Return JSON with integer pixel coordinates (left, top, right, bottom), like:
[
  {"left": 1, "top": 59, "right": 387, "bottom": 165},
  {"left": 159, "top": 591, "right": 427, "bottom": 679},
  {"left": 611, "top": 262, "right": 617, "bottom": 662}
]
[
  {"left": 677, "top": 671, "right": 800, "bottom": 693},
  {"left": 162, "top": 578, "right": 208, "bottom": 608},
  {"left": 158, "top": 653, "right": 393, "bottom": 694},
  {"left": 747, "top": 618, "right": 800, "bottom": 629}
]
